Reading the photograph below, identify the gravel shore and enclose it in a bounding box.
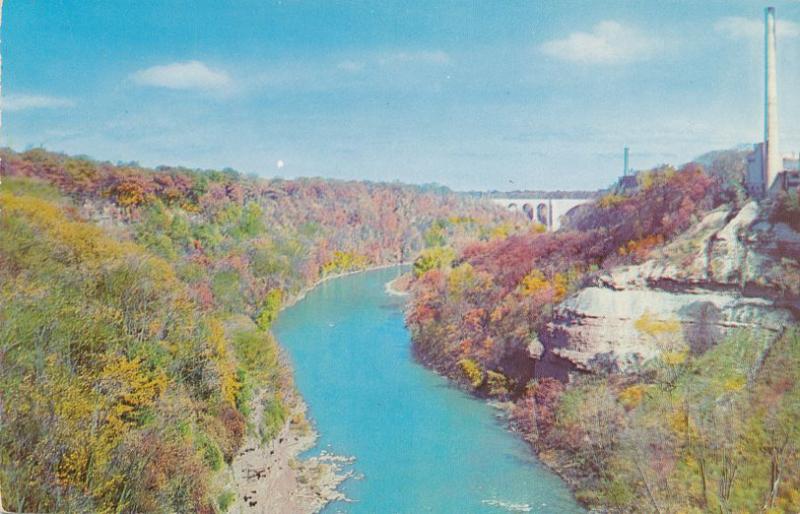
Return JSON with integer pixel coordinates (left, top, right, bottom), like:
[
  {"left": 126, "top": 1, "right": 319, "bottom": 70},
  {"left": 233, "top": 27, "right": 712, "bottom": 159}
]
[{"left": 230, "top": 397, "right": 352, "bottom": 514}]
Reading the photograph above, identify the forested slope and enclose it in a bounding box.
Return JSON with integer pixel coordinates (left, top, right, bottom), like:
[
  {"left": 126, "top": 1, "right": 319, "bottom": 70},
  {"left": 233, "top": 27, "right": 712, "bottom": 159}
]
[
  {"left": 0, "top": 148, "right": 517, "bottom": 513},
  {"left": 406, "top": 159, "right": 800, "bottom": 512},
  {"left": 408, "top": 164, "right": 723, "bottom": 385}
]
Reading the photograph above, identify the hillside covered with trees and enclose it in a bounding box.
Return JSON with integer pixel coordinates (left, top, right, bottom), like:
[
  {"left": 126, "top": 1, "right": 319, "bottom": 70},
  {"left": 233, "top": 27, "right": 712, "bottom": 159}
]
[
  {"left": 0, "top": 148, "right": 518, "bottom": 513},
  {"left": 406, "top": 158, "right": 800, "bottom": 512}
]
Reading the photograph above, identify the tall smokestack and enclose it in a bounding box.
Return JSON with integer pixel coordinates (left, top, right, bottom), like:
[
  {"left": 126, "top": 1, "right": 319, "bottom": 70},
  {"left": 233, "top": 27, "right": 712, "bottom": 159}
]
[
  {"left": 765, "top": 7, "right": 780, "bottom": 190},
  {"left": 623, "top": 146, "right": 629, "bottom": 176}
]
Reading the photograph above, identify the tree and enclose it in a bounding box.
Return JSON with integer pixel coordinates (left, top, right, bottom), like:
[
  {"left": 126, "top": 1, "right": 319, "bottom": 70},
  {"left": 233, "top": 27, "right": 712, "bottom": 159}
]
[
  {"left": 1, "top": 4, "right": 7, "bottom": 510},
  {"left": 256, "top": 289, "right": 283, "bottom": 330},
  {"left": 412, "top": 246, "right": 455, "bottom": 277}
]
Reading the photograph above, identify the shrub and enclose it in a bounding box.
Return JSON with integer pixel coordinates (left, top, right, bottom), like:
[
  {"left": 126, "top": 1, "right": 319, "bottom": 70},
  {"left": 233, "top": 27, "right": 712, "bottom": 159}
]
[
  {"left": 256, "top": 289, "right": 283, "bottom": 330},
  {"left": 457, "top": 358, "right": 484, "bottom": 389},
  {"left": 261, "top": 395, "right": 288, "bottom": 442},
  {"left": 486, "top": 370, "right": 510, "bottom": 397},
  {"left": 217, "top": 490, "right": 236, "bottom": 512},
  {"left": 196, "top": 433, "right": 224, "bottom": 471},
  {"left": 770, "top": 190, "right": 800, "bottom": 232},
  {"left": 413, "top": 246, "right": 456, "bottom": 277}
]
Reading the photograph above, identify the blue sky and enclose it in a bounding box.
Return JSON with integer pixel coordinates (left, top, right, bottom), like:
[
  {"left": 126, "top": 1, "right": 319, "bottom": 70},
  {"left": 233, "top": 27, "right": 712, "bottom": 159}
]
[{"left": 5, "top": 1, "right": 800, "bottom": 191}]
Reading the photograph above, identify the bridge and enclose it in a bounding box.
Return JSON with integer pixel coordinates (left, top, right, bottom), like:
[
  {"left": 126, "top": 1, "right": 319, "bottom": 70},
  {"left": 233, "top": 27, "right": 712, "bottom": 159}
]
[{"left": 490, "top": 197, "right": 594, "bottom": 231}]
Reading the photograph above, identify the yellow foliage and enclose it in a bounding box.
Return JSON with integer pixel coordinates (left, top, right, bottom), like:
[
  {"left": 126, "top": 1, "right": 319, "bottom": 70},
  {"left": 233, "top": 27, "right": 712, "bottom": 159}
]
[
  {"left": 321, "top": 250, "right": 371, "bottom": 276},
  {"left": 448, "top": 263, "right": 475, "bottom": 298},
  {"left": 447, "top": 215, "right": 476, "bottom": 224},
  {"left": 457, "top": 358, "right": 484, "bottom": 388},
  {"left": 636, "top": 166, "right": 677, "bottom": 191},
  {"left": 519, "top": 269, "right": 569, "bottom": 302},
  {"left": 207, "top": 319, "right": 241, "bottom": 407},
  {"left": 44, "top": 356, "right": 157, "bottom": 502},
  {"left": 181, "top": 201, "right": 201, "bottom": 213},
  {"left": 637, "top": 170, "right": 656, "bottom": 191},
  {"left": 635, "top": 311, "right": 681, "bottom": 336},
  {"left": 490, "top": 306, "right": 505, "bottom": 322},
  {"left": 667, "top": 408, "right": 688, "bottom": 434},
  {"left": 531, "top": 222, "right": 547, "bottom": 234},
  {"left": 618, "top": 384, "right": 647, "bottom": 409},
  {"left": 1, "top": 193, "right": 127, "bottom": 264},
  {"left": 413, "top": 246, "right": 456, "bottom": 277},
  {"left": 51, "top": 368, "right": 99, "bottom": 488},
  {"left": 490, "top": 222, "right": 514, "bottom": 239},
  {"left": 598, "top": 193, "right": 627, "bottom": 208},
  {"left": 552, "top": 272, "right": 568, "bottom": 301},
  {"left": 520, "top": 269, "right": 548, "bottom": 296},
  {"left": 0, "top": 193, "right": 182, "bottom": 280},
  {"left": 57, "top": 445, "right": 90, "bottom": 488},
  {"left": 777, "top": 489, "right": 800, "bottom": 513},
  {"left": 683, "top": 454, "right": 698, "bottom": 471},
  {"left": 662, "top": 351, "right": 688, "bottom": 366},
  {"left": 99, "top": 356, "right": 167, "bottom": 426},
  {"left": 723, "top": 375, "right": 746, "bottom": 392},
  {"left": 112, "top": 180, "right": 153, "bottom": 207},
  {"left": 486, "top": 370, "right": 510, "bottom": 396}
]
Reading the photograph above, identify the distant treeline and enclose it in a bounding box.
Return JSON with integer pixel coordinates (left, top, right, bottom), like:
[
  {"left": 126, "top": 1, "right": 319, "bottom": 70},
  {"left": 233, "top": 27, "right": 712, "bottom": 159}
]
[{"left": 467, "top": 190, "right": 602, "bottom": 199}]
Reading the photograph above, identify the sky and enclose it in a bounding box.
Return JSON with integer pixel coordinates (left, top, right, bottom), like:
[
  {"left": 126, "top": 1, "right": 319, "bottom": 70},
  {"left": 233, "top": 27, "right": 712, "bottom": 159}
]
[{"left": 5, "top": 0, "right": 800, "bottom": 191}]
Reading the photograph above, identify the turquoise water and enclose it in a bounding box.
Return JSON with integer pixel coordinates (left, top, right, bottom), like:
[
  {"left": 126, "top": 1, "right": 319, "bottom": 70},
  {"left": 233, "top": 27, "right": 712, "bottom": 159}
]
[{"left": 274, "top": 267, "right": 582, "bottom": 514}]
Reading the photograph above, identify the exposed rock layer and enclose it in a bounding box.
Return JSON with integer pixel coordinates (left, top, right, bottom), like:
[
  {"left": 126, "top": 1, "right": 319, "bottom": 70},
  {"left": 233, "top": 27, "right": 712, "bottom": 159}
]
[{"left": 539, "top": 202, "right": 799, "bottom": 375}]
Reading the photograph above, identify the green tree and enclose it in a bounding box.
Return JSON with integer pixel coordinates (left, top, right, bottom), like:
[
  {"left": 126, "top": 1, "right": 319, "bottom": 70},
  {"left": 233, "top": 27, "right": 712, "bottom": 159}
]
[{"left": 413, "top": 246, "right": 455, "bottom": 277}]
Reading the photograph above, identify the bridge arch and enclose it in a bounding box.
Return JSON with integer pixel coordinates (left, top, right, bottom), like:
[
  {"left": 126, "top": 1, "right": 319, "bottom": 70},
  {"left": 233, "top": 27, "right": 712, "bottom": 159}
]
[
  {"left": 536, "top": 202, "right": 549, "bottom": 226},
  {"left": 521, "top": 203, "right": 534, "bottom": 221}
]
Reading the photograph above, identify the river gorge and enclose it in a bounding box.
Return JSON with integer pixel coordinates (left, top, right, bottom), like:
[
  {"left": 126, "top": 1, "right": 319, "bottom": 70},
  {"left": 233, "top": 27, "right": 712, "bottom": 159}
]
[{"left": 274, "top": 267, "right": 581, "bottom": 513}]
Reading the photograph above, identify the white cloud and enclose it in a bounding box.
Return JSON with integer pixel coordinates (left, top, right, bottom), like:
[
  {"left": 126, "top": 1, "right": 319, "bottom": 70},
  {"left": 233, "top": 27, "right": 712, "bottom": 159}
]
[
  {"left": 540, "top": 21, "right": 662, "bottom": 64},
  {"left": 3, "top": 94, "right": 75, "bottom": 111},
  {"left": 714, "top": 16, "right": 800, "bottom": 40},
  {"left": 132, "top": 60, "right": 232, "bottom": 91},
  {"left": 378, "top": 50, "right": 452, "bottom": 66}
]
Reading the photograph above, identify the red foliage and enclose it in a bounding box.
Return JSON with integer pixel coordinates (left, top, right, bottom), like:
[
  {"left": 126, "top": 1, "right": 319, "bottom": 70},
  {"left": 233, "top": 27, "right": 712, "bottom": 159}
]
[
  {"left": 218, "top": 405, "right": 246, "bottom": 460},
  {"left": 531, "top": 378, "right": 565, "bottom": 438},
  {"left": 123, "top": 430, "right": 214, "bottom": 513},
  {"left": 193, "top": 282, "right": 215, "bottom": 311}
]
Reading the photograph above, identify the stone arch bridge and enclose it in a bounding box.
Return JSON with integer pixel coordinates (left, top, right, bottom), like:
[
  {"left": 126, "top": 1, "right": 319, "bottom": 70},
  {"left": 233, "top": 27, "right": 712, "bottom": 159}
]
[{"left": 490, "top": 197, "right": 594, "bottom": 231}]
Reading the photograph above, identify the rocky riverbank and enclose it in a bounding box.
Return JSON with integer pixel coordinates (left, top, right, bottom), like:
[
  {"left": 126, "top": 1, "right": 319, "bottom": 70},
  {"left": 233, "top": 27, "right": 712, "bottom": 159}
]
[
  {"left": 385, "top": 272, "right": 413, "bottom": 296},
  {"left": 229, "top": 396, "right": 353, "bottom": 514}
]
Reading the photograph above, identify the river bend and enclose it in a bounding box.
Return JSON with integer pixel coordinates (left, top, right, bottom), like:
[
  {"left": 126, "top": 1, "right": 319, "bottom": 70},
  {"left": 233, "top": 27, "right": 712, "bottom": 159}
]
[{"left": 274, "top": 267, "right": 581, "bottom": 514}]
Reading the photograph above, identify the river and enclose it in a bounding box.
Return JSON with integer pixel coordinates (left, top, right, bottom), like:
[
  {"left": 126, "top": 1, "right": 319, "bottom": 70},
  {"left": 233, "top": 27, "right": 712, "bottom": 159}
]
[{"left": 274, "top": 267, "right": 582, "bottom": 514}]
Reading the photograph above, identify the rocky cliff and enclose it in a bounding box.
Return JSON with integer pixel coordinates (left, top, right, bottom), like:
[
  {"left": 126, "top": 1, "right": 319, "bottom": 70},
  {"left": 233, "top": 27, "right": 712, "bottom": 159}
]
[{"left": 538, "top": 201, "right": 800, "bottom": 376}]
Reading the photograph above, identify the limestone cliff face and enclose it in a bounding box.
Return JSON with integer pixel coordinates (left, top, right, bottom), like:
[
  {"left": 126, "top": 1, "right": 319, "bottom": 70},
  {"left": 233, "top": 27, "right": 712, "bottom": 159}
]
[{"left": 538, "top": 201, "right": 799, "bottom": 377}]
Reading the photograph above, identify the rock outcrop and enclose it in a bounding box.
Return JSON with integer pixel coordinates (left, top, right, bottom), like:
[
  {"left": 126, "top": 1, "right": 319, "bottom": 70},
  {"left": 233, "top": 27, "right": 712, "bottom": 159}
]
[{"left": 538, "top": 201, "right": 799, "bottom": 376}]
